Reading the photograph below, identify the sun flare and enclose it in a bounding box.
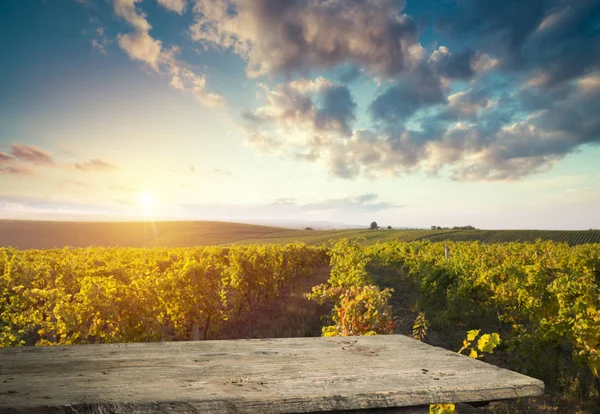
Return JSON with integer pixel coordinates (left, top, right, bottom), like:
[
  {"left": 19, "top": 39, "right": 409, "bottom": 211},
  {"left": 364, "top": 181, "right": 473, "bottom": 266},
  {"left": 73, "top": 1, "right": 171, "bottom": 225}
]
[{"left": 138, "top": 191, "right": 155, "bottom": 216}]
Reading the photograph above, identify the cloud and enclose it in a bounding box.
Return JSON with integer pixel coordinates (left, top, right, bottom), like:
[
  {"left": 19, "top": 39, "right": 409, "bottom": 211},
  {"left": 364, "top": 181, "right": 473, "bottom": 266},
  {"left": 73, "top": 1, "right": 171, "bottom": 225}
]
[
  {"left": 74, "top": 159, "right": 118, "bottom": 171},
  {"left": 338, "top": 66, "right": 363, "bottom": 83},
  {"left": 428, "top": 46, "right": 492, "bottom": 80},
  {"left": 370, "top": 66, "right": 447, "bottom": 128},
  {"left": 270, "top": 193, "right": 400, "bottom": 212},
  {"left": 114, "top": 0, "right": 151, "bottom": 32},
  {"left": 10, "top": 144, "right": 55, "bottom": 165},
  {"left": 0, "top": 195, "right": 108, "bottom": 219},
  {"left": 190, "top": 0, "right": 422, "bottom": 78},
  {"left": 177, "top": 193, "right": 401, "bottom": 221},
  {"left": 0, "top": 152, "right": 12, "bottom": 163},
  {"left": 243, "top": 77, "right": 356, "bottom": 154},
  {"left": 90, "top": 25, "right": 112, "bottom": 54},
  {"left": 324, "top": 129, "right": 432, "bottom": 179},
  {"left": 316, "top": 85, "right": 357, "bottom": 136},
  {"left": 113, "top": 0, "right": 224, "bottom": 107},
  {"left": 117, "top": 30, "right": 163, "bottom": 70},
  {"left": 0, "top": 164, "right": 35, "bottom": 176},
  {"left": 246, "top": 132, "right": 283, "bottom": 154},
  {"left": 246, "top": 68, "right": 600, "bottom": 181},
  {"left": 178, "top": 66, "right": 226, "bottom": 107},
  {"left": 436, "top": 0, "right": 600, "bottom": 88},
  {"left": 236, "top": 0, "right": 600, "bottom": 182},
  {"left": 157, "top": 0, "right": 187, "bottom": 14},
  {"left": 92, "top": 39, "right": 108, "bottom": 54}
]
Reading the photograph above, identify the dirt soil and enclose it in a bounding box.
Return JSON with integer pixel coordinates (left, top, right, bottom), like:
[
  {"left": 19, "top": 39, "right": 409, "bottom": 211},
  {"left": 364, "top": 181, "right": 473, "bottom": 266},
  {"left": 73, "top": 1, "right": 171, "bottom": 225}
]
[{"left": 215, "top": 265, "right": 332, "bottom": 340}]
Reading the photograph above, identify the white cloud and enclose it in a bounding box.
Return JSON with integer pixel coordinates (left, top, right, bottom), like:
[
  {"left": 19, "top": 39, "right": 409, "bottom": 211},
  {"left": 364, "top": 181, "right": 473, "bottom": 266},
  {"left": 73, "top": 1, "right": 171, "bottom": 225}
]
[
  {"left": 181, "top": 68, "right": 226, "bottom": 107},
  {"left": 190, "top": 0, "right": 421, "bottom": 79},
  {"left": 112, "top": 0, "right": 225, "bottom": 107},
  {"left": 157, "top": 0, "right": 187, "bottom": 14},
  {"left": 117, "top": 31, "right": 163, "bottom": 71},
  {"left": 114, "top": 0, "right": 151, "bottom": 32}
]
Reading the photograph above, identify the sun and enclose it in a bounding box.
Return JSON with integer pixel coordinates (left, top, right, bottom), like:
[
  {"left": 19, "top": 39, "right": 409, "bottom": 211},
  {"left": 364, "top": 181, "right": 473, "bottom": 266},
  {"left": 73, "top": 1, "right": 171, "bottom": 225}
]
[{"left": 138, "top": 191, "right": 155, "bottom": 216}]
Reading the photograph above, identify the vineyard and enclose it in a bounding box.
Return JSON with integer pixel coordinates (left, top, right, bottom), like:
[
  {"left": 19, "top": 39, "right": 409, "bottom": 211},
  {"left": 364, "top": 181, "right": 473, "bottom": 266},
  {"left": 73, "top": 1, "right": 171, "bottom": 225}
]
[
  {"left": 245, "top": 229, "right": 600, "bottom": 247},
  {"left": 0, "top": 244, "right": 328, "bottom": 346},
  {"left": 348, "top": 239, "right": 600, "bottom": 410},
  {"left": 415, "top": 229, "right": 600, "bottom": 245},
  {"left": 2, "top": 239, "right": 600, "bottom": 410}
]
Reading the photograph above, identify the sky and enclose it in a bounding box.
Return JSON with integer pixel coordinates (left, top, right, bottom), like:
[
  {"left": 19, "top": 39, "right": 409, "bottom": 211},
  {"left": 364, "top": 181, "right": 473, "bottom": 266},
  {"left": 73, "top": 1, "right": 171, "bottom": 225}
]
[{"left": 0, "top": 0, "right": 599, "bottom": 229}]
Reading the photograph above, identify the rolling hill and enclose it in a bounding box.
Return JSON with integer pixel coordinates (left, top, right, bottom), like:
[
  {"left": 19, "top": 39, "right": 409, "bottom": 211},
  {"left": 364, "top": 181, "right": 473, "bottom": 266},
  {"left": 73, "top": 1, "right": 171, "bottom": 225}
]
[{"left": 1, "top": 220, "right": 599, "bottom": 250}]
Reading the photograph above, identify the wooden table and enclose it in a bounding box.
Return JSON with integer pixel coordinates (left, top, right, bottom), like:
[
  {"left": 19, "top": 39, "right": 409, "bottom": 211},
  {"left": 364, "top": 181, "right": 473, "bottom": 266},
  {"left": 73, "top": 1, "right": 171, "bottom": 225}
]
[{"left": 0, "top": 335, "right": 544, "bottom": 413}]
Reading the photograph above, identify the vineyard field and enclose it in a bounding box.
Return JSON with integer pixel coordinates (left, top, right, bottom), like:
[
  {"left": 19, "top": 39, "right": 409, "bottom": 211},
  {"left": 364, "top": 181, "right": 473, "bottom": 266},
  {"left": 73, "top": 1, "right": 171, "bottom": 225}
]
[
  {"left": 2, "top": 238, "right": 600, "bottom": 411},
  {"left": 0, "top": 244, "right": 328, "bottom": 346},
  {"left": 356, "top": 240, "right": 600, "bottom": 411},
  {"left": 2, "top": 220, "right": 600, "bottom": 249}
]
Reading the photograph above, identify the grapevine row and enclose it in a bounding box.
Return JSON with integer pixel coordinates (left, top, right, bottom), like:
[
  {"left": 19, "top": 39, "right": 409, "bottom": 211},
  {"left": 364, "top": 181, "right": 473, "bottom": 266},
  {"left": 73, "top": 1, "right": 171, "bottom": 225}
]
[
  {"left": 0, "top": 244, "right": 327, "bottom": 346},
  {"left": 358, "top": 239, "right": 600, "bottom": 404}
]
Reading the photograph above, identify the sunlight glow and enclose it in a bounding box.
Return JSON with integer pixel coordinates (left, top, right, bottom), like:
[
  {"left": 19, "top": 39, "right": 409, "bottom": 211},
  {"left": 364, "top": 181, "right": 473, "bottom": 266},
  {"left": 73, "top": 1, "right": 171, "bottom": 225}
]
[{"left": 138, "top": 191, "right": 156, "bottom": 216}]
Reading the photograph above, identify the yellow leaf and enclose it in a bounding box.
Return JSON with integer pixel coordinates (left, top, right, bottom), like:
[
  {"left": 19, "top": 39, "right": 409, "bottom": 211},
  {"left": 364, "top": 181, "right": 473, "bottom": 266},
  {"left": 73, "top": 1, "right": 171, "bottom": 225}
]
[
  {"left": 466, "top": 329, "right": 480, "bottom": 341},
  {"left": 477, "top": 332, "right": 501, "bottom": 354},
  {"left": 430, "top": 403, "right": 456, "bottom": 413}
]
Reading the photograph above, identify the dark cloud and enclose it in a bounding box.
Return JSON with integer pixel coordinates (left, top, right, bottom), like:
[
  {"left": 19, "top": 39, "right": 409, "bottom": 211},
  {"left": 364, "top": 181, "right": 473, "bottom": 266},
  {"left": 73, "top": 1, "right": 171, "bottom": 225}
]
[
  {"left": 11, "top": 144, "right": 55, "bottom": 165},
  {"left": 74, "top": 159, "right": 117, "bottom": 171},
  {"left": 191, "top": 0, "right": 422, "bottom": 78},
  {"left": 429, "top": 48, "right": 476, "bottom": 80},
  {"left": 234, "top": 0, "right": 600, "bottom": 181},
  {"left": 529, "top": 81, "right": 600, "bottom": 147},
  {"left": 370, "top": 67, "right": 447, "bottom": 127},
  {"left": 436, "top": 0, "right": 550, "bottom": 68},
  {"left": 526, "top": 1, "right": 600, "bottom": 88},
  {"left": 338, "top": 66, "right": 363, "bottom": 83},
  {"left": 437, "top": 0, "right": 600, "bottom": 87},
  {"left": 315, "top": 85, "right": 356, "bottom": 136},
  {"left": 283, "top": 72, "right": 600, "bottom": 181}
]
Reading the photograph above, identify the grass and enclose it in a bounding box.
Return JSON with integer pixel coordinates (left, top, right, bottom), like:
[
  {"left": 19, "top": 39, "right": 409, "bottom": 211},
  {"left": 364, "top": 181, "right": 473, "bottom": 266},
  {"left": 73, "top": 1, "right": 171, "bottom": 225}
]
[{"left": 1, "top": 220, "right": 599, "bottom": 249}]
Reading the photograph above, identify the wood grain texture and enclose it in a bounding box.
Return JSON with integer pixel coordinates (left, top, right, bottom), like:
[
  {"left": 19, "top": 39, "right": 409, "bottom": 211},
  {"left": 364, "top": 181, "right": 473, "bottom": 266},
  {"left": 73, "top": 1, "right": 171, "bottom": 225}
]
[{"left": 0, "top": 335, "right": 544, "bottom": 413}]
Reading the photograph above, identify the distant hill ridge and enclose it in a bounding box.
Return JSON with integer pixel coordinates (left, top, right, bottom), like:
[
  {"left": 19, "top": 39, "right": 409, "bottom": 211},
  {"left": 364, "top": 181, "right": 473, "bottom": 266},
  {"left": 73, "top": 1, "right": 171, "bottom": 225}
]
[{"left": 0, "top": 220, "right": 599, "bottom": 249}]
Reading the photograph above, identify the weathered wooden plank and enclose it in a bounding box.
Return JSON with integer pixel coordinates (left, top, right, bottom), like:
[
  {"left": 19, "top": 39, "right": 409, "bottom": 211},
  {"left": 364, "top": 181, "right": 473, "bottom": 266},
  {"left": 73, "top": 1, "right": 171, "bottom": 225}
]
[{"left": 0, "top": 335, "right": 544, "bottom": 413}]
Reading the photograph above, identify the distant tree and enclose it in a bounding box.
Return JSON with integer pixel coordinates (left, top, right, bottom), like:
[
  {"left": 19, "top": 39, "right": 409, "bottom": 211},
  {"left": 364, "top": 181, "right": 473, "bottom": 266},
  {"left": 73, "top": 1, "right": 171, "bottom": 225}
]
[
  {"left": 452, "top": 225, "right": 477, "bottom": 230},
  {"left": 305, "top": 227, "right": 314, "bottom": 231},
  {"left": 370, "top": 221, "right": 378, "bottom": 230},
  {"left": 431, "top": 225, "right": 437, "bottom": 230},
  {"left": 387, "top": 226, "right": 392, "bottom": 230}
]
